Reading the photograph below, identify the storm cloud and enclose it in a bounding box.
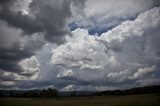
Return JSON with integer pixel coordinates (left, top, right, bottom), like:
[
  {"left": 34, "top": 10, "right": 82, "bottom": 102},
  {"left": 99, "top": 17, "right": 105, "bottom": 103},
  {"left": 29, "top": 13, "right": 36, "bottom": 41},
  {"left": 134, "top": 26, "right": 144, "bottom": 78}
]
[
  {"left": 0, "top": 0, "right": 160, "bottom": 91},
  {"left": 51, "top": 7, "right": 160, "bottom": 90}
]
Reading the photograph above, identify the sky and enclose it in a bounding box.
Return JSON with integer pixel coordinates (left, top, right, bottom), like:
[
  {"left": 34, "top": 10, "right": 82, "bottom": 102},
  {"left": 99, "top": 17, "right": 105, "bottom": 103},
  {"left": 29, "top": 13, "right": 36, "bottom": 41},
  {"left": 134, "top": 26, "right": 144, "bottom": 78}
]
[{"left": 0, "top": 0, "right": 160, "bottom": 91}]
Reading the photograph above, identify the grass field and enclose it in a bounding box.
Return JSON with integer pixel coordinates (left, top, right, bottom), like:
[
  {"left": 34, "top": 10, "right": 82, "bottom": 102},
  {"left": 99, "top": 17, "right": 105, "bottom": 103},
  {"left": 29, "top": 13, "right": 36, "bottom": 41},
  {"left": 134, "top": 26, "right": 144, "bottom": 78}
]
[{"left": 0, "top": 94, "right": 160, "bottom": 106}]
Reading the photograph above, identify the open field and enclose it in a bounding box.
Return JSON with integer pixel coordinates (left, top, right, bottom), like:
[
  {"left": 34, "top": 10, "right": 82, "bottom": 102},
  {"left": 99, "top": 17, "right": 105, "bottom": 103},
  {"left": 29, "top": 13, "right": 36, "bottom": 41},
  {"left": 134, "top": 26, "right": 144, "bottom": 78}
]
[{"left": 0, "top": 94, "right": 160, "bottom": 106}]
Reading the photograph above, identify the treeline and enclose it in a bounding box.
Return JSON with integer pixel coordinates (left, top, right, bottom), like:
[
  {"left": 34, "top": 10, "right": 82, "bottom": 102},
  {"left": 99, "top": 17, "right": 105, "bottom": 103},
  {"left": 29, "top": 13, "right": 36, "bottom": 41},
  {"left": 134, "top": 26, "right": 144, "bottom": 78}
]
[
  {"left": 0, "top": 88, "right": 58, "bottom": 98},
  {"left": 90, "top": 85, "right": 160, "bottom": 96},
  {"left": 0, "top": 85, "right": 160, "bottom": 98}
]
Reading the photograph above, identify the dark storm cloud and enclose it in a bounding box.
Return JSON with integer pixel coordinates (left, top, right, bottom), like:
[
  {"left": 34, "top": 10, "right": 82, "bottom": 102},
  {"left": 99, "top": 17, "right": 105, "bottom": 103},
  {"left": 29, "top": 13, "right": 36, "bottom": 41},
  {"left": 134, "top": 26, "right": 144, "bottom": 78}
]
[
  {"left": 29, "top": 0, "right": 86, "bottom": 44},
  {"left": 0, "top": 0, "right": 14, "bottom": 8},
  {"left": 0, "top": 1, "right": 42, "bottom": 37},
  {"left": 29, "top": 0, "right": 72, "bottom": 44},
  {"left": 0, "top": 0, "right": 87, "bottom": 89},
  {"left": 0, "top": 0, "right": 44, "bottom": 76},
  {"left": 0, "top": 0, "right": 85, "bottom": 74},
  {"left": 0, "top": 10, "right": 42, "bottom": 35},
  {"left": 1, "top": 0, "right": 159, "bottom": 91},
  {"left": 0, "top": 18, "right": 44, "bottom": 75},
  {"left": 0, "top": 19, "right": 34, "bottom": 75},
  {"left": 0, "top": 0, "right": 41, "bottom": 34},
  {"left": 0, "top": 0, "right": 75, "bottom": 72},
  {"left": 0, "top": 45, "right": 33, "bottom": 73},
  {"left": 0, "top": 0, "right": 84, "bottom": 44}
]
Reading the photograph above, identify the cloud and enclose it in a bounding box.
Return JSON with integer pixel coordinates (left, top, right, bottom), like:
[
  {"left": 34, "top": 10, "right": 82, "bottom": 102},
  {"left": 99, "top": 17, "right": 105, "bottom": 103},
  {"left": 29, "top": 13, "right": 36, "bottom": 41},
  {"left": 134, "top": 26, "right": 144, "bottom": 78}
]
[
  {"left": 51, "top": 7, "right": 160, "bottom": 89},
  {"left": 0, "top": 0, "right": 42, "bottom": 35},
  {"left": 0, "top": 56, "right": 40, "bottom": 89},
  {"left": 129, "top": 65, "right": 157, "bottom": 79},
  {"left": 0, "top": 20, "right": 22, "bottom": 47},
  {"left": 0, "top": 56, "right": 40, "bottom": 82},
  {"left": 0, "top": 0, "right": 160, "bottom": 90},
  {"left": 18, "top": 56, "right": 40, "bottom": 76},
  {"left": 51, "top": 28, "right": 108, "bottom": 70},
  {"left": 0, "top": 19, "right": 44, "bottom": 73},
  {"left": 0, "top": 0, "right": 80, "bottom": 44},
  {"left": 0, "top": 0, "right": 45, "bottom": 80},
  {"left": 71, "top": 0, "right": 159, "bottom": 34},
  {"left": 84, "top": 0, "right": 156, "bottom": 19},
  {"left": 0, "top": 22, "right": 42, "bottom": 87},
  {"left": 29, "top": 0, "right": 73, "bottom": 44},
  {"left": 107, "top": 69, "right": 129, "bottom": 82},
  {"left": 0, "top": 81, "right": 15, "bottom": 87},
  {"left": 61, "top": 84, "right": 77, "bottom": 91},
  {"left": 136, "top": 78, "right": 160, "bottom": 86},
  {"left": 57, "top": 69, "right": 74, "bottom": 78}
]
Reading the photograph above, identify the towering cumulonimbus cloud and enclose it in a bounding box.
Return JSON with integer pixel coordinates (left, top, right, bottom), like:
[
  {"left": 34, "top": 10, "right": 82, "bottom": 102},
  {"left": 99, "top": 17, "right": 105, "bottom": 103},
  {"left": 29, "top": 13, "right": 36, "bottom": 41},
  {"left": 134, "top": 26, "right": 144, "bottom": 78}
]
[
  {"left": 0, "top": 0, "right": 160, "bottom": 90},
  {"left": 51, "top": 7, "right": 160, "bottom": 90}
]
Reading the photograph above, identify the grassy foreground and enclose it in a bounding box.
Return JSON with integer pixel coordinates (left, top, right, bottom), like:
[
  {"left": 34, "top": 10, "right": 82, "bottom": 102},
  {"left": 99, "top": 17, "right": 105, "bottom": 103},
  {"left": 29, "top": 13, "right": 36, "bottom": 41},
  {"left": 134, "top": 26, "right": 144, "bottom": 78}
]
[{"left": 0, "top": 94, "right": 160, "bottom": 106}]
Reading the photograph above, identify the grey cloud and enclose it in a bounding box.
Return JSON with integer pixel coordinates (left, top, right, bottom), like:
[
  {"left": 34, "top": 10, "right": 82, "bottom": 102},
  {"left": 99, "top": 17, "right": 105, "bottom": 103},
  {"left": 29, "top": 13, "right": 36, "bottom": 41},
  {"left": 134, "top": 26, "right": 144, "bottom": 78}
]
[
  {"left": 29, "top": 0, "right": 73, "bottom": 44},
  {"left": 0, "top": 43, "right": 33, "bottom": 73},
  {"left": 0, "top": 55, "right": 40, "bottom": 89},
  {"left": 0, "top": 0, "right": 78, "bottom": 89},
  {"left": 50, "top": 7, "right": 160, "bottom": 90},
  {"left": 0, "top": 0, "right": 42, "bottom": 35},
  {"left": 0, "top": 24, "right": 44, "bottom": 74},
  {"left": 1, "top": 0, "right": 160, "bottom": 90},
  {"left": 0, "top": 10, "right": 42, "bottom": 35},
  {"left": 72, "top": 0, "right": 160, "bottom": 35},
  {"left": 0, "top": 20, "right": 43, "bottom": 88},
  {"left": 0, "top": 0, "right": 82, "bottom": 44},
  {"left": 0, "top": 0, "right": 44, "bottom": 79}
]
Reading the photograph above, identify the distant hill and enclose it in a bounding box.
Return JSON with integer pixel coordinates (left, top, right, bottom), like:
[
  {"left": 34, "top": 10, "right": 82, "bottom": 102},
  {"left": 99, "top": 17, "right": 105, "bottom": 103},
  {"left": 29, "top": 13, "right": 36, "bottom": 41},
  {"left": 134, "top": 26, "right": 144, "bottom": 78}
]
[
  {"left": 90, "top": 85, "right": 160, "bottom": 96},
  {"left": 0, "top": 85, "right": 160, "bottom": 98}
]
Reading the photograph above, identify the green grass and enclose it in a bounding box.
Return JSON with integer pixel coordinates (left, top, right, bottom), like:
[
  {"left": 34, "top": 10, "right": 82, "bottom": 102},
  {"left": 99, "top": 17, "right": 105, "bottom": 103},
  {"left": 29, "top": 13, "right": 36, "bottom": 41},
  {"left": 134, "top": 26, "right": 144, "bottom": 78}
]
[{"left": 0, "top": 94, "right": 160, "bottom": 106}]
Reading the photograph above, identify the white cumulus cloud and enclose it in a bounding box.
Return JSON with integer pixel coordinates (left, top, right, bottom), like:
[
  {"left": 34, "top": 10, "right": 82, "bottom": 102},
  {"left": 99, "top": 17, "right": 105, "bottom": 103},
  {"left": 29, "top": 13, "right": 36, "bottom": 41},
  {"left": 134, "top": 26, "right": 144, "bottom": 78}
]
[
  {"left": 19, "top": 56, "right": 40, "bottom": 80},
  {"left": 50, "top": 7, "right": 160, "bottom": 89}
]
